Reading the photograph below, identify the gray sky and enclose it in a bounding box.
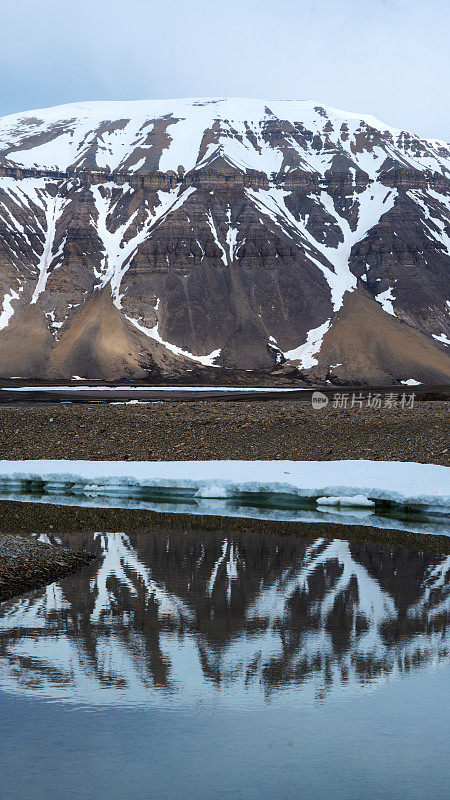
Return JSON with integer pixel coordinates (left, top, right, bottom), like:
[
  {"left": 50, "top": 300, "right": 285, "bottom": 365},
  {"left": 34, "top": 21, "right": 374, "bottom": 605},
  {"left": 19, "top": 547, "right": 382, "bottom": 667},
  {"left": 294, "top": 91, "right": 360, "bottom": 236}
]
[{"left": 1, "top": 0, "right": 449, "bottom": 141}]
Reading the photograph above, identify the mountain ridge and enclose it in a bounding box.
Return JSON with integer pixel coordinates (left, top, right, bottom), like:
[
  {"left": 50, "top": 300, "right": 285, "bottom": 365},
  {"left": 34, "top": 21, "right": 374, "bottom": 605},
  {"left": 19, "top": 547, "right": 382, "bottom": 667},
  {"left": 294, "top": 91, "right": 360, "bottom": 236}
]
[{"left": 0, "top": 97, "right": 449, "bottom": 383}]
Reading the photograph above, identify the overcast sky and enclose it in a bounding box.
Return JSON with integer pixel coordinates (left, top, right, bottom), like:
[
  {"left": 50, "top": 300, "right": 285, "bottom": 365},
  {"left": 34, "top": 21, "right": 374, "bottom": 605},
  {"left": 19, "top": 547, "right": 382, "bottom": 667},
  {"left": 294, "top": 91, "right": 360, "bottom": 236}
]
[{"left": 1, "top": 0, "right": 449, "bottom": 140}]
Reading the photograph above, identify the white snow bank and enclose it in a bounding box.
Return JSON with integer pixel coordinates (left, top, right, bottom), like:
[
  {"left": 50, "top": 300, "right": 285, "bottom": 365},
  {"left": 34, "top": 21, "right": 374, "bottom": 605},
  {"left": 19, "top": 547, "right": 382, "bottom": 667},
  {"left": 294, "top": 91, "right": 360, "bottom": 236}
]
[
  {"left": 0, "top": 385, "right": 306, "bottom": 393},
  {"left": 0, "top": 460, "right": 448, "bottom": 510}
]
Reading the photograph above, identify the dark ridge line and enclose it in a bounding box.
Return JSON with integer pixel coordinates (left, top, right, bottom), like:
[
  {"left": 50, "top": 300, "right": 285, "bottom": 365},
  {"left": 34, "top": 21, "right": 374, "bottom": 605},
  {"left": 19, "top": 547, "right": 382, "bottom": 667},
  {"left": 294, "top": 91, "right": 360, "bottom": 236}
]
[{"left": 0, "top": 164, "right": 448, "bottom": 191}]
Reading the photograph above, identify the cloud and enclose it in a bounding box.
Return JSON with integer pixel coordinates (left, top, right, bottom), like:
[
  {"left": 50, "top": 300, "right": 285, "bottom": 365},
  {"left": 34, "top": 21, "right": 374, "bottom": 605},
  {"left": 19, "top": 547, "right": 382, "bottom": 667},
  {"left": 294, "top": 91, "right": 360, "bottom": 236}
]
[{"left": 1, "top": 0, "right": 449, "bottom": 140}]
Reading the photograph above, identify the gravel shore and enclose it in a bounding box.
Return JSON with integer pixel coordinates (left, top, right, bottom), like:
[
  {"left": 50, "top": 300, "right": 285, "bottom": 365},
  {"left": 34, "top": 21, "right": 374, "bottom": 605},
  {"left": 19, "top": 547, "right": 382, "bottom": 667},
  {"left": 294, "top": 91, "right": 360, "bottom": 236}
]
[
  {"left": 0, "top": 400, "right": 448, "bottom": 464},
  {"left": 0, "top": 534, "right": 94, "bottom": 602}
]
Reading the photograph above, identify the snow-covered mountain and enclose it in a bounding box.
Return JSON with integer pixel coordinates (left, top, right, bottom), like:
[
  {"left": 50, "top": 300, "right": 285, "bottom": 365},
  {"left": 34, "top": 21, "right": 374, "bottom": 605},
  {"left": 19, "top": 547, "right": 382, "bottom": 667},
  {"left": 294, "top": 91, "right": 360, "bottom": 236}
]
[{"left": 0, "top": 97, "right": 449, "bottom": 382}]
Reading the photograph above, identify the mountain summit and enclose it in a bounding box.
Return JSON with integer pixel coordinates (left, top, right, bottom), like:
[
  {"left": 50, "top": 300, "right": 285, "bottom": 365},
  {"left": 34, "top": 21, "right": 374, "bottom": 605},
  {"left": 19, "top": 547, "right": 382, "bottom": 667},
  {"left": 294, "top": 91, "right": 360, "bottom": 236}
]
[{"left": 0, "top": 97, "right": 449, "bottom": 383}]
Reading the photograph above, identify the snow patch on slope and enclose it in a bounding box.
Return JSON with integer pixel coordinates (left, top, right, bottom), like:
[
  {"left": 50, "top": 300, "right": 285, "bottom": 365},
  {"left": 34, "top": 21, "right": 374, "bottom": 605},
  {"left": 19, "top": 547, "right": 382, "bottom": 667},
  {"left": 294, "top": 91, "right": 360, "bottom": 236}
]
[
  {"left": 375, "top": 286, "right": 396, "bottom": 316},
  {"left": 2, "top": 98, "right": 449, "bottom": 177},
  {"left": 31, "top": 195, "right": 68, "bottom": 303},
  {"left": 408, "top": 188, "right": 450, "bottom": 257},
  {"left": 0, "top": 287, "right": 22, "bottom": 331},
  {"left": 126, "top": 299, "right": 221, "bottom": 366},
  {"left": 206, "top": 211, "right": 228, "bottom": 266},
  {"left": 283, "top": 320, "right": 331, "bottom": 368},
  {"left": 246, "top": 183, "right": 398, "bottom": 363},
  {"left": 432, "top": 333, "right": 450, "bottom": 346}
]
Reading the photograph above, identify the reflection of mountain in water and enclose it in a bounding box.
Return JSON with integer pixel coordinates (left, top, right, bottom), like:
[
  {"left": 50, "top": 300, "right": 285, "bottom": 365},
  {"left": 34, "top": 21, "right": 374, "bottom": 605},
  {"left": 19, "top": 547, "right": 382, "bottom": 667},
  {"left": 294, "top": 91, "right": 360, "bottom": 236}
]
[{"left": 0, "top": 528, "right": 449, "bottom": 707}]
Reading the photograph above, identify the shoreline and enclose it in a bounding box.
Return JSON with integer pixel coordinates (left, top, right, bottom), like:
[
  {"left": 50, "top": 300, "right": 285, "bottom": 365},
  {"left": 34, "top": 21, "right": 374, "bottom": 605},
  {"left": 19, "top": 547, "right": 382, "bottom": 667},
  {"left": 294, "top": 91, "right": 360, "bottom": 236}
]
[
  {"left": 0, "top": 383, "right": 448, "bottom": 406},
  {"left": 0, "top": 498, "right": 449, "bottom": 561},
  {"left": 0, "top": 533, "right": 95, "bottom": 603}
]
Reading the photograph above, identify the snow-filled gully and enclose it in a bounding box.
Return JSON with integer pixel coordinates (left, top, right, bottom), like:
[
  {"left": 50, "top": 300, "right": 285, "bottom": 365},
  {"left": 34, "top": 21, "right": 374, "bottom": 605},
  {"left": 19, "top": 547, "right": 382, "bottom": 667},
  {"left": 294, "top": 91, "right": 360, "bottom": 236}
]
[
  {"left": 245, "top": 184, "right": 399, "bottom": 366},
  {"left": 91, "top": 184, "right": 196, "bottom": 308}
]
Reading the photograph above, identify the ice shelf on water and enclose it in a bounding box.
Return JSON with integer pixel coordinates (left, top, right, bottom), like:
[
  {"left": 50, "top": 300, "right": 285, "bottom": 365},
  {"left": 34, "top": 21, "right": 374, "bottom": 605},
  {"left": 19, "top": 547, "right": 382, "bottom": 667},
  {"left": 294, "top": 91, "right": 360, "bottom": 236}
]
[{"left": 0, "top": 459, "right": 448, "bottom": 512}]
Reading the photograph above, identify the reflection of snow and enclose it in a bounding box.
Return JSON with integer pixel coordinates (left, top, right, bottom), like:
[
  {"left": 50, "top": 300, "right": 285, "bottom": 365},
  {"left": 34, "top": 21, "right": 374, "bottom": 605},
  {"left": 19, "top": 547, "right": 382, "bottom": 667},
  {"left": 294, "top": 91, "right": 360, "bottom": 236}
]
[
  {"left": 206, "top": 539, "right": 240, "bottom": 602},
  {"left": 207, "top": 539, "right": 228, "bottom": 597},
  {"left": 90, "top": 533, "right": 193, "bottom": 622},
  {"left": 247, "top": 538, "right": 395, "bottom": 628},
  {"left": 0, "top": 532, "right": 448, "bottom": 709},
  {"left": 409, "top": 556, "right": 450, "bottom": 620},
  {"left": 0, "top": 489, "right": 447, "bottom": 536}
]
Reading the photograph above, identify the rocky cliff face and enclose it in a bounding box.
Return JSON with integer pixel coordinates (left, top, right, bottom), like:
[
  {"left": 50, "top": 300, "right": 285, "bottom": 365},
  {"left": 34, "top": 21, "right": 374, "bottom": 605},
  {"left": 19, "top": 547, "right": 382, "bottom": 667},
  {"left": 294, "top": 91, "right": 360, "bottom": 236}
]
[{"left": 0, "top": 97, "right": 449, "bottom": 383}]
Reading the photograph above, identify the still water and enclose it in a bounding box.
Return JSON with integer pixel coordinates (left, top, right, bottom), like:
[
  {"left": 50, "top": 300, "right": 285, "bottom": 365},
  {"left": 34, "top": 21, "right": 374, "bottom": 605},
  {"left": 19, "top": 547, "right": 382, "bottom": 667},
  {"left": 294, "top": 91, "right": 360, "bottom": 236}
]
[{"left": 1, "top": 522, "right": 449, "bottom": 799}]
